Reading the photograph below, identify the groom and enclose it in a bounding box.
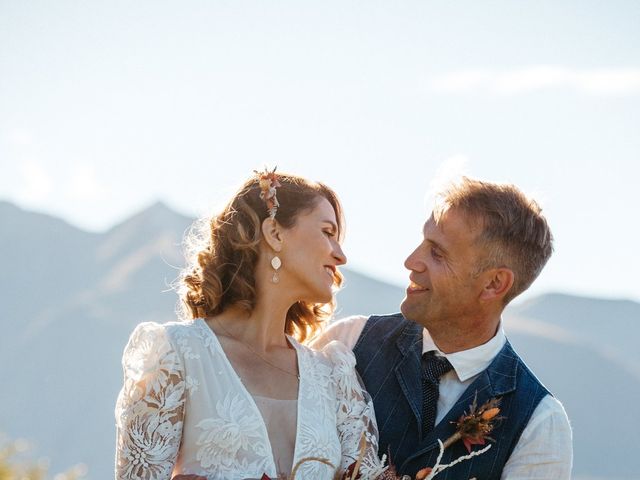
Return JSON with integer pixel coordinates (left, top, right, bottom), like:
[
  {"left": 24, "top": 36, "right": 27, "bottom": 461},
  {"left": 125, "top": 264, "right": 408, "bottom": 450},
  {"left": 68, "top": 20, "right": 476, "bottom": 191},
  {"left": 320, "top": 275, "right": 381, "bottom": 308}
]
[{"left": 312, "top": 177, "right": 572, "bottom": 479}]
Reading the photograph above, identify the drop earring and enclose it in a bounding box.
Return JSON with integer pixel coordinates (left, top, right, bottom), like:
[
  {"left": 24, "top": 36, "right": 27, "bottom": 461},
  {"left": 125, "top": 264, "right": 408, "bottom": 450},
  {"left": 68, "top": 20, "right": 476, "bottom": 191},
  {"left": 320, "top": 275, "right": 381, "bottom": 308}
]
[{"left": 271, "top": 255, "right": 282, "bottom": 284}]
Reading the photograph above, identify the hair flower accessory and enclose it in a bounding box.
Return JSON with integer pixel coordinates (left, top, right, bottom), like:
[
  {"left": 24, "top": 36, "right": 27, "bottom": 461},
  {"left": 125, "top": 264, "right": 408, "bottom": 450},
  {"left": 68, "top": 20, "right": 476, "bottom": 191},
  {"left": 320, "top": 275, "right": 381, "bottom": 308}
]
[{"left": 255, "top": 166, "right": 281, "bottom": 219}]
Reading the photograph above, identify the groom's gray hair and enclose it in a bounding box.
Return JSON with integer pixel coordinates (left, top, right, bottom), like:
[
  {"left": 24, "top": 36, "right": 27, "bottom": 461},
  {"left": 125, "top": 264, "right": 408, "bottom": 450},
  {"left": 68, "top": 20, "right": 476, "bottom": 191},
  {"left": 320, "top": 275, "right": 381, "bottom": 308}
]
[{"left": 434, "top": 177, "right": 553, "bottom": 305}]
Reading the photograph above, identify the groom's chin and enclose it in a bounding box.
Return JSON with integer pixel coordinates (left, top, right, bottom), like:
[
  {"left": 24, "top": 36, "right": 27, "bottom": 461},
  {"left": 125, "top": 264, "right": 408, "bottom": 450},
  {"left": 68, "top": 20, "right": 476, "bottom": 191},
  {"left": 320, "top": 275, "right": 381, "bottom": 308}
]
[
  {"left": 401, "top": 296, "right": 428, "bottom": 326},
  {"left": 399, "top": 297, "right": 412, "bottom": 319}
]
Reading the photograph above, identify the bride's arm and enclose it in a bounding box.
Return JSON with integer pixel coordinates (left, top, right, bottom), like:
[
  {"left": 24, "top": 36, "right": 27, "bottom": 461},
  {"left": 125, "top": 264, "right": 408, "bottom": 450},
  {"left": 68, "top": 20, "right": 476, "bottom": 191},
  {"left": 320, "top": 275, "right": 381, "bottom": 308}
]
[
  {"left": 115, "top": 322, "right": 186, "bottom": 480},
  {"left": 323, "top": 341, "right": 387, "bottom": 479}
]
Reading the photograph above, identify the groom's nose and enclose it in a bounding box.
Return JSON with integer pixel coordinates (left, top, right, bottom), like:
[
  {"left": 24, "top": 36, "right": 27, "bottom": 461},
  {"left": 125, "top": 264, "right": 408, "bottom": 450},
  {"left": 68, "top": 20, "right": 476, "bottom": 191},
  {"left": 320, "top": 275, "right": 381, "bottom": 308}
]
[{"left": 404, "top": 244, "right": 426, "bottom": 272}]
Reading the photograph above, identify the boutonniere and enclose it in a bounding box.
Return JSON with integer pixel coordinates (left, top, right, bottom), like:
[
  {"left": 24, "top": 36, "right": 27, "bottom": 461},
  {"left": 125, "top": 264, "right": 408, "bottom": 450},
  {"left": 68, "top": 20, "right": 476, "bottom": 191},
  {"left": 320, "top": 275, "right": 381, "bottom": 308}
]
[
  {"left": 361, "top": 394, "right": 503, "bottom": 480},
  {"left": 446, "top": 395, "right": 502, "bottom": 454}
]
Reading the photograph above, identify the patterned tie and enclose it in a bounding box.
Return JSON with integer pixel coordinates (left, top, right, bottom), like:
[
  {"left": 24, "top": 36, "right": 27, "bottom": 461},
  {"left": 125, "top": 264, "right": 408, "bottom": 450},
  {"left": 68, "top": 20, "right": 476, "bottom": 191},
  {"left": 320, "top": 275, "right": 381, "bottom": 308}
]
[{"left": 421, "top": 350, "right": 453, "bottom": 434}]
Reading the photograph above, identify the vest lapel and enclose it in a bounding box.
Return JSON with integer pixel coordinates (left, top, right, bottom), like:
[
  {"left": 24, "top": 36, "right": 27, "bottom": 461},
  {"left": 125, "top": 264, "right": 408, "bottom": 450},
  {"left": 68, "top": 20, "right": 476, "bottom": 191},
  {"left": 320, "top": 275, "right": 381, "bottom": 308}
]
[
  {"left": 401, "top": 340, "right": 520, "bottom": 467},
  {"left": 393, "top": 322, "right": 424, "bottom": 436}
]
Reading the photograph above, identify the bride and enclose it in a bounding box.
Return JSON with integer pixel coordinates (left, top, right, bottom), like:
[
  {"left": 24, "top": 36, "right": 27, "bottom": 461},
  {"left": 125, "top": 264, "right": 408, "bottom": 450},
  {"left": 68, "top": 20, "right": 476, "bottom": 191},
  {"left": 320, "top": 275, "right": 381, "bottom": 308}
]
[{"left": 114, "top": 170, "right": 384, "bottom": 479}]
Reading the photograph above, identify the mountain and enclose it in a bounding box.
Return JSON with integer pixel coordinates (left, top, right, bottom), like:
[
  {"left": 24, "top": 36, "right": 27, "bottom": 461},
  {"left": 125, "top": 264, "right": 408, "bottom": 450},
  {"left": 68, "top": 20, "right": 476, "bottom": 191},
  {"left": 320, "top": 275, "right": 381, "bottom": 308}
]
[
  {"left": 0, "top": 201, "right": 193, "bottom": 476},
  {"left": 504, "top": 296, "right": 640, "bottom": 478},
  {"left": 507, "top": 293, "right": 640, "bottom": 379},
  {"left": 1, "top": 201, "right": 638, "bottom": 479}
]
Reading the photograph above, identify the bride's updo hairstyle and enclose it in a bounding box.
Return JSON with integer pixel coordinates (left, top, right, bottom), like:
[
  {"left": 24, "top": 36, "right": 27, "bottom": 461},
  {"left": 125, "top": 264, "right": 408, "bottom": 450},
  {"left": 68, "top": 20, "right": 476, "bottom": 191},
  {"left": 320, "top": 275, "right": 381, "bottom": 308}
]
[{"left": 179, "top": 172, "right": 344, "bottom": 342}]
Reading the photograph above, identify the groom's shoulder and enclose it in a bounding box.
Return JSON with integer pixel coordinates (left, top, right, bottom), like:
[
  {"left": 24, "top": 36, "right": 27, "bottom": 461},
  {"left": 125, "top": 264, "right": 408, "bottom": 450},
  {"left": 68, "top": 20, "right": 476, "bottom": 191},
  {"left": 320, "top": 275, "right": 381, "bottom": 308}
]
[
  {"left": 356, "top": 312, "right": 418, "bottom": 345},
  {"left": 368, "top": 312, "right": 413, "bottom": 324},
  {"left": 503, "top": 339, "right": 552, "bottom": 392},
  {"left": 366, "top": 312, "right": 409, "bottom": 325},
  {"left": 364, "top": 312, "right": 411, "bottom": 330}
]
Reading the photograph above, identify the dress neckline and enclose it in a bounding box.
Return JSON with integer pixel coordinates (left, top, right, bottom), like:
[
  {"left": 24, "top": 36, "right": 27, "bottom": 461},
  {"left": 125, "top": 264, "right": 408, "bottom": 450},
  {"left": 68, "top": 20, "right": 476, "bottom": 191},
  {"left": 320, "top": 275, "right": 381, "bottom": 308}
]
[{"left": 195, "top": 318, "right": 302, "bottom": 477}]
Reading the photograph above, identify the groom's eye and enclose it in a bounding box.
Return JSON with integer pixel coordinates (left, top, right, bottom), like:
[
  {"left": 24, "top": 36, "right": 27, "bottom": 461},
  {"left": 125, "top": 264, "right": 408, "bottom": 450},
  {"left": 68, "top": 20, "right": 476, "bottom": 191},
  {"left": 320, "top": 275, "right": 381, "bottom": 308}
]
[{"left": 431, "top": 247, "right": 443, "bottom": 260}]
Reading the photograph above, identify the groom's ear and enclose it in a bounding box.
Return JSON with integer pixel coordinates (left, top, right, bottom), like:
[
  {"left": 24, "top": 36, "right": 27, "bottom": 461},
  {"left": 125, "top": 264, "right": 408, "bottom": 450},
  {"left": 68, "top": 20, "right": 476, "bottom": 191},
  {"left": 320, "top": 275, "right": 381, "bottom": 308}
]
[
  {"left": 479, "top": 268, "right": 515, "bottom": 302},
  {"left": 261, "top": 218, "right": 283, "bottom": 252}
]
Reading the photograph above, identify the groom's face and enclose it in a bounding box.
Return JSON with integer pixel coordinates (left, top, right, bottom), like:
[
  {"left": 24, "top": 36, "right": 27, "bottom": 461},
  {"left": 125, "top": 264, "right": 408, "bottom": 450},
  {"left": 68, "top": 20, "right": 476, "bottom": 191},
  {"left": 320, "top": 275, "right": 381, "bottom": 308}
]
[{"left": 400, "top": 208, "right": 486, "bottom": 332}]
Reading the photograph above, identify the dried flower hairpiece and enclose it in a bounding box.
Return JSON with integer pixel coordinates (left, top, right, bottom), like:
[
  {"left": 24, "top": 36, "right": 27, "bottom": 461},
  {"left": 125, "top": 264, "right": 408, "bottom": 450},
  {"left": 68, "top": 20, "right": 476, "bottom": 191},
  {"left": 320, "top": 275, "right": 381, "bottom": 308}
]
[{"left": 254, "top": 166, "right": 281, "bottom": 219}]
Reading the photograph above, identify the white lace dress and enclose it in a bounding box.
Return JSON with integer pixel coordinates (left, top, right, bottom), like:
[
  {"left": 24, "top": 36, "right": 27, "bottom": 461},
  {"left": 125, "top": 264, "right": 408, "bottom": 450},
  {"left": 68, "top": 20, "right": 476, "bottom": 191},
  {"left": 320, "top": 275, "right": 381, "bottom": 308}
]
[{"left": 114, "top": 319, "right": 383, "bottom": 480}]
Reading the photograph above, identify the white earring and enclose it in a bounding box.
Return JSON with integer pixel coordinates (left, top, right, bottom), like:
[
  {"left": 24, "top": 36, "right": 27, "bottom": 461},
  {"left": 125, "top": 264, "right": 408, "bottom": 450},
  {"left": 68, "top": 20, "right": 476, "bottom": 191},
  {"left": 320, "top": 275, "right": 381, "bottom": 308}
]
[{"left": 271, "top": 255, "right": 282, "bottom": 284}]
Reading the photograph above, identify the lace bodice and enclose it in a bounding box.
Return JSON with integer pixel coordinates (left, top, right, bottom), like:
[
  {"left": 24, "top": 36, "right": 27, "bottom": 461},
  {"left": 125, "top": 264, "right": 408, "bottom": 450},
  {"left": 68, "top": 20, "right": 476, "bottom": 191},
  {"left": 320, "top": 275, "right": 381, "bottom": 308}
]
[{"left": 115, "top": 319, "right": 384, "bottom": 479}]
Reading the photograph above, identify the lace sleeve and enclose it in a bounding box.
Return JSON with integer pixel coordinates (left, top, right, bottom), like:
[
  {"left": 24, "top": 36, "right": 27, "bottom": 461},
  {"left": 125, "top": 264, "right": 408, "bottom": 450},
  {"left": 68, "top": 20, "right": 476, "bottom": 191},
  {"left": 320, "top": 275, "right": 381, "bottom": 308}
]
[
  {"left": 323, "top": 341, "right": 387, "bottom": 479},
  {"left": 115, "top": 322, "right": 186, "bottom": 480}
]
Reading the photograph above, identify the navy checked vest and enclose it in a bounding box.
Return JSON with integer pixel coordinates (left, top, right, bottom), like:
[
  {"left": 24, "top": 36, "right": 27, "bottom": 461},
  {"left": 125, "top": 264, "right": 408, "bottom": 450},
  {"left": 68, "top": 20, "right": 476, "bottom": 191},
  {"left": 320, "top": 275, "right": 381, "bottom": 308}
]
[{"left": 353, "top": 314, "right": 550, "bottom": 479}]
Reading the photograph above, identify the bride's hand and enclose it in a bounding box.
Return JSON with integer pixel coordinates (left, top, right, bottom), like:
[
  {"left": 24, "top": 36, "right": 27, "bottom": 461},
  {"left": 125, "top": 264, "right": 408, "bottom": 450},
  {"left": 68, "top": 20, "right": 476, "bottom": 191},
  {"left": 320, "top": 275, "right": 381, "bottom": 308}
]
[{"left": 171, "top": 475, "right": 208, "bottom": 480}]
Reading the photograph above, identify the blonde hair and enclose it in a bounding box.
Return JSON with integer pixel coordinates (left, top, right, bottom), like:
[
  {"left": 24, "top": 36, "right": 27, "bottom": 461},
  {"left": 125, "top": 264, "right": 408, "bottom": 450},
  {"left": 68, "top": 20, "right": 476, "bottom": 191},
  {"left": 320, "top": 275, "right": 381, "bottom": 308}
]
[
  {"left": 434, "top": 177, "right": 553, "bottom": 304},
  {"left": 177, "top": 173, "right": 344, "bottom": 342}
]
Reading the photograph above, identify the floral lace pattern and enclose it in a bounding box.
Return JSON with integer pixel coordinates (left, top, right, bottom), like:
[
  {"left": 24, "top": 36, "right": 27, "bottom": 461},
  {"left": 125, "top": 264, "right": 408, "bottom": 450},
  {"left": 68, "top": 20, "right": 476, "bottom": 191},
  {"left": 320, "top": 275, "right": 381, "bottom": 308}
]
[
  {"left": 115, "top": 323, "right": 186, "bottom": 480},
  {"left": 115, "top": 320, "right": 383, "bottom": 479},
  {"left": 324, "top": 341, "right": 384, "bottom": 478},
  {"left": 195, "top": 393, "right": 271, "bottom": 475}
]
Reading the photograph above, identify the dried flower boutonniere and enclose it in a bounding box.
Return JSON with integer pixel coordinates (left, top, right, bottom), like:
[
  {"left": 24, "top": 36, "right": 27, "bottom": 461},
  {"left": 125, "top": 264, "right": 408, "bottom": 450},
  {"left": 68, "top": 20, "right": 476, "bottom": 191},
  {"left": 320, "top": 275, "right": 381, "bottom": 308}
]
[
  {"left": 353, "top": 394, "right": 503, "bottom": 480},
  {"left": 445, "top": 394, "right": 502, "bottom": 453}
]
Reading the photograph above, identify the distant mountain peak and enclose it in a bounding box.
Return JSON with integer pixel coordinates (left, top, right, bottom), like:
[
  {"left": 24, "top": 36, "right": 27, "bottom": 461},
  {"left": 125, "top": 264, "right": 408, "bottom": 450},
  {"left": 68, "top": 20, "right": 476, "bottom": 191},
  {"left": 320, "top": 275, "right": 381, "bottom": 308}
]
[
  {"left": 107, "top": 200, "right": 194, "bottom": 234},
  {"left": 142, "top": 200, "right": 176, "bottom": 215},
  {"left": 95, "top": 201, "right": 194, "bottom": 262}
]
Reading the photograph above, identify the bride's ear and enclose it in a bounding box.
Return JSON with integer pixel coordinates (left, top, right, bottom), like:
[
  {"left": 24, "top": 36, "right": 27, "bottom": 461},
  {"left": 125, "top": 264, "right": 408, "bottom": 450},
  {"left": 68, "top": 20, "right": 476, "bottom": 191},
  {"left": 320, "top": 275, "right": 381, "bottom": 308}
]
[{"left": 261, "top": 218, "right": 283, "bottom": 252}]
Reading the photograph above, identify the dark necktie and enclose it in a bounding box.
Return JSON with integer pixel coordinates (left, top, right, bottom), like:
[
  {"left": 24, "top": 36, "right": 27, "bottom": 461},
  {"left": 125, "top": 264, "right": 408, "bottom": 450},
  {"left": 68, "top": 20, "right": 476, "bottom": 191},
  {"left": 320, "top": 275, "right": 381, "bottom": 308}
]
[{"left": 421, "top": 351, "right": 453, "bottom": 434}]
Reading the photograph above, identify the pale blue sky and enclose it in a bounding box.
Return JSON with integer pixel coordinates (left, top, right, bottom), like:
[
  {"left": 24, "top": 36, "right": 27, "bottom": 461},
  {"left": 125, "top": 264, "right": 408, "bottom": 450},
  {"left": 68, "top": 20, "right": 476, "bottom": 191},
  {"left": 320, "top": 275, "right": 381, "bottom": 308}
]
[{"left": 2, "top": 0, "right": 639, "bottom": 302}]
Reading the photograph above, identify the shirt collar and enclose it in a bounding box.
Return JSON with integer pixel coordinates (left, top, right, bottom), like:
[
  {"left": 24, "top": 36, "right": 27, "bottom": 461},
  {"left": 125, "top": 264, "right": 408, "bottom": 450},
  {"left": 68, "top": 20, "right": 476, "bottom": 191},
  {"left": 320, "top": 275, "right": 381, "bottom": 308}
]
[{"left": 421, "top": 323, "right": 507, "bottom": 382}]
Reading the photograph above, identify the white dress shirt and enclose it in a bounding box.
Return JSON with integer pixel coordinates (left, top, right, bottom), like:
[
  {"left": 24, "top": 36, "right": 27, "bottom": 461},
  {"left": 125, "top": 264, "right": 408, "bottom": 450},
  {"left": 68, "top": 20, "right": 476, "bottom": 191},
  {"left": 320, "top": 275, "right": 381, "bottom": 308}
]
[{"left": 310, "top": 315, "right": 573, "bottom": 480}]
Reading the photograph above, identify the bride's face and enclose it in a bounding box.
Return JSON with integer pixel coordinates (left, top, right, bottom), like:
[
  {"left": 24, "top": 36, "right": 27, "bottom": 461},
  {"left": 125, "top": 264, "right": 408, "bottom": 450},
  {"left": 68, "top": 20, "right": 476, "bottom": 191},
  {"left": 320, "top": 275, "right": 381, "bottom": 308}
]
[{"left": 279, "top": 197, "right": 346, "bottom": 304}]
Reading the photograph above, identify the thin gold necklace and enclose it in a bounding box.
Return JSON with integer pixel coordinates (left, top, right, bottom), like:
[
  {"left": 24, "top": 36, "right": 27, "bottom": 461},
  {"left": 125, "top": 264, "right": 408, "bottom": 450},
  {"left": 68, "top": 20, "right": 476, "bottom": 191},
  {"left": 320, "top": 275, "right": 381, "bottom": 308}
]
[{"left": 213, "top": 318, "right": 300, "bottom": 381}]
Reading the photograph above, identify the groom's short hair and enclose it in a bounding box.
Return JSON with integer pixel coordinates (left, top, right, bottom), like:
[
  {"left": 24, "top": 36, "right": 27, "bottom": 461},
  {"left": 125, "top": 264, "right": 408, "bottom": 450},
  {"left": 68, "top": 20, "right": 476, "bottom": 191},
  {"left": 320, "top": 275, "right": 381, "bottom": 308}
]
[{"left": 434, "top": 177, "right": 553, "bottom": 305}]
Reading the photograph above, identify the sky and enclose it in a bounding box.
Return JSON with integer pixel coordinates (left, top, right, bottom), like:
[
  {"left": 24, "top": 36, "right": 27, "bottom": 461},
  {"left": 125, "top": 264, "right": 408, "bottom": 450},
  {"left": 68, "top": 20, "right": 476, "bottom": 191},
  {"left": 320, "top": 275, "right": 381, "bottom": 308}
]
[{"left": 1, "top": 0, "right": 639, "bottom": 303}]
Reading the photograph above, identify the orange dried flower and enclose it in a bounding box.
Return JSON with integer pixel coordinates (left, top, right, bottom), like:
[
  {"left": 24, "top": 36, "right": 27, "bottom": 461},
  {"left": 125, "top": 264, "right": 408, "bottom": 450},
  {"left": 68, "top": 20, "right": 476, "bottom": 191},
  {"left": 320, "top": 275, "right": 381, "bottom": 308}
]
[
  {"left": 481, "top": 407, "right": 500, "bottom": 421},
  {"left": 415, "top": 467, "right": 433, "bottom": 479}
]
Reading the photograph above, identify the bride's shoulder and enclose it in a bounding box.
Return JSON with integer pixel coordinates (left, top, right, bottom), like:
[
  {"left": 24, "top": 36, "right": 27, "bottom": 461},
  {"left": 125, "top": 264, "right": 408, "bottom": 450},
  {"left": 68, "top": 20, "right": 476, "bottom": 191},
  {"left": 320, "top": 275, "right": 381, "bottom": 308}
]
[
  {"left": 122, "top": 319, "right": 216, "bottom": 370},
  {"left": 125, "top": 318, "right": 210, "bottom": 346}
]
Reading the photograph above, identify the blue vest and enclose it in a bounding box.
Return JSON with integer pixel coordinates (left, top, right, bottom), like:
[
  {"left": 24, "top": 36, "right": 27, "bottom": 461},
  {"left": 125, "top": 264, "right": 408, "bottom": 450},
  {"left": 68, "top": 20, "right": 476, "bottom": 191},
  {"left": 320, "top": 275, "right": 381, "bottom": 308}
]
[{"left": 353, "top": 314, "right": 550, "bottom": 479}]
